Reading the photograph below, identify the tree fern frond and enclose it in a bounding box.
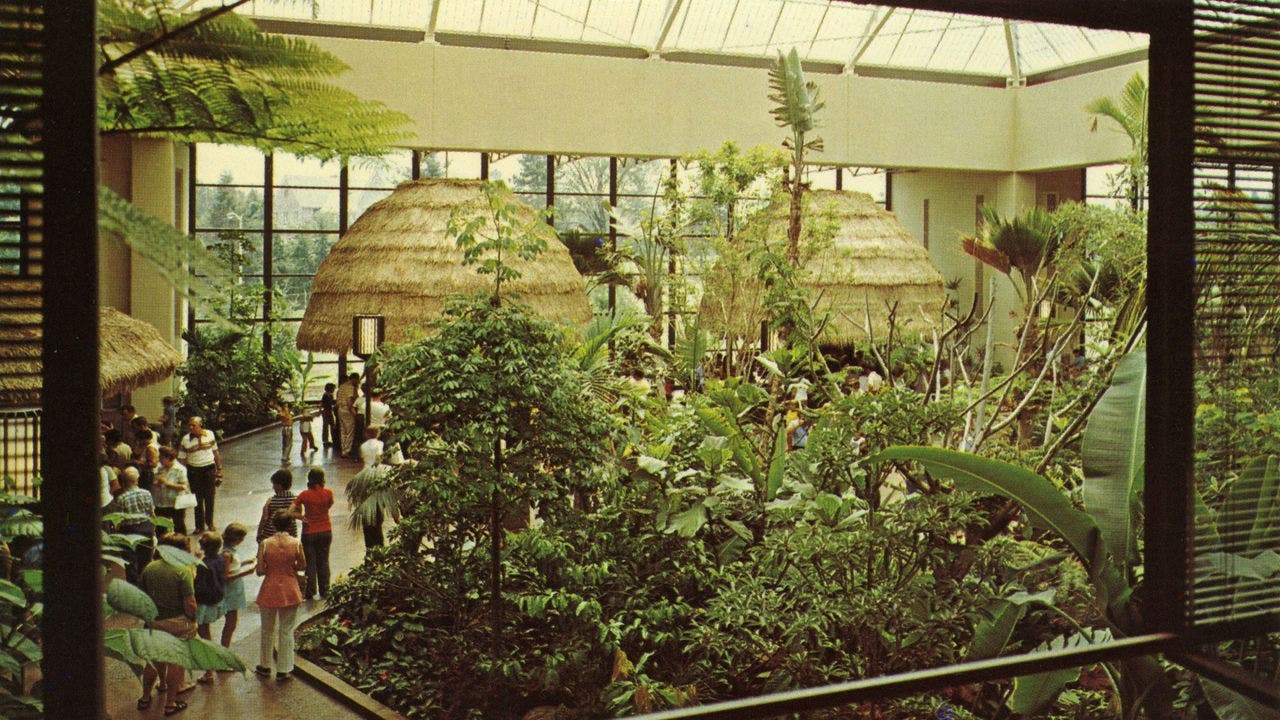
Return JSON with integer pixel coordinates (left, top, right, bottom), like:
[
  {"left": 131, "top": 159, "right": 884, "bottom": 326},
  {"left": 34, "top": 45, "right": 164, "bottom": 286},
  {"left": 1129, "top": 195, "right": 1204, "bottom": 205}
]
[{"left": 98, "top": 186, "right": 242, "bottom": 331}]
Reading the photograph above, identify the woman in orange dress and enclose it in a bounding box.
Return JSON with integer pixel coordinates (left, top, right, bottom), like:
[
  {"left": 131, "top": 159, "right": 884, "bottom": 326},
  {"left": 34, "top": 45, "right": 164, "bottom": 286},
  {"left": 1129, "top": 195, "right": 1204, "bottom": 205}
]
[{"left": 254, "top": 509, "right": 305, "bottom": 680}]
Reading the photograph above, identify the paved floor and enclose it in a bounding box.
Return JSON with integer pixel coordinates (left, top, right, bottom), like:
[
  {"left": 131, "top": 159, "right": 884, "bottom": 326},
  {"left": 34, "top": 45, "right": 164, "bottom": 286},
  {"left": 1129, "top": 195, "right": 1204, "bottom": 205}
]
[{"left": 105, "top": 428, "right": 381, "bottom": 720}]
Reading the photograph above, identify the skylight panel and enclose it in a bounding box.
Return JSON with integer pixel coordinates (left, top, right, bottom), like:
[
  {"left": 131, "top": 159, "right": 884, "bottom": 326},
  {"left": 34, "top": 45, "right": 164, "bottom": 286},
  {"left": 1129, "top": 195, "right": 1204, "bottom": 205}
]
[
  {"left": 670, "top": 0, "right": 734, "bottom": 52},
  {"left": 369, "top": 0, "right": 431, "bottom": 28},
  {"left": 960, "top": 21, "right": 1010, "bottom": 75},
  {"left": 929, "top": 18, "right": 986, "bottom": 71},
  {"left": 769, "top": 0, "right": 831, "bottom": 58},
  {"left": 579, "top": 0, "right": 646, "bottom": 44},
  {"left": 853, "top": 8, "right": 909, "bottom": 67},
  {"left": 531, "top": 0, "right": 589, "bottom": 39},
  {"left": 889, "top": 10, "right": 956, "bottom": 69},
  {"left": 436, "top": 0, "right": 485, "bottom": 33},
  {"left": 809, "top": 2, "right": 873, "bottom": 63},
  {"left": 480, "top": 0, "right": 536, "bottom": 37},
  {"left": 721, "top": 0, "right": 785, "bottom": 56}
]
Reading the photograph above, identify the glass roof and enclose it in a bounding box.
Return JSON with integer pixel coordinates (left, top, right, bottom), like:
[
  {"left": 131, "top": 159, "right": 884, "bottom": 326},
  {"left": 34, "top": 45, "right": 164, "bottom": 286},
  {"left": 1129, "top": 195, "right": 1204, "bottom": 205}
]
[{"left": 236, "top": 0, "right": 1148, "bottom": 82}]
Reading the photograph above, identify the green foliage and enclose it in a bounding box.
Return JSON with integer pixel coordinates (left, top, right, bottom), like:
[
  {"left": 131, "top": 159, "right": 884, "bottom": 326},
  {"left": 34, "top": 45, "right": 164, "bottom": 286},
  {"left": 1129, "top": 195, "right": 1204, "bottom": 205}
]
[
  {"left": 98, "top": 0, "right": 411, "bottom": 160},
  {"left": 1085, "top": 72, "right": 1148, "bottom": 211},
  {"left": 1082, "top": 350, "right": 1146, "bottom": 572},
  {"left": 449, "top": 181, "right": 557, "bottom": 302},
  {"left": 768, "top": 47, "right": 824, "bottom": 267},
  {"left": 177, "top": 326, "right": 291, "bottom": 435}
]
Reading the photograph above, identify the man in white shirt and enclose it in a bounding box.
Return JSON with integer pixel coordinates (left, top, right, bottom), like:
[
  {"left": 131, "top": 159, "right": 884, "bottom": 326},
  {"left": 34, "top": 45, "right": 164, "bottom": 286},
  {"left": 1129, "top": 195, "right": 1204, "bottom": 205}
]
[
  {"left": 177, "top": 416, "right": 221, "bottom": 532},
  {"left": 366, "top": 389, "right": 391, "bottom": 433}
]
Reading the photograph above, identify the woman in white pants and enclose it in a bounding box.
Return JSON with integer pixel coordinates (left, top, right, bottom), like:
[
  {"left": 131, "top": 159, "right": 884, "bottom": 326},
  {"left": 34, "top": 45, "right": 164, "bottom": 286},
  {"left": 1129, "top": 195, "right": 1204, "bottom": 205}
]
[{"left": 254, "top": 509, "right": 305, "bottom": 680}]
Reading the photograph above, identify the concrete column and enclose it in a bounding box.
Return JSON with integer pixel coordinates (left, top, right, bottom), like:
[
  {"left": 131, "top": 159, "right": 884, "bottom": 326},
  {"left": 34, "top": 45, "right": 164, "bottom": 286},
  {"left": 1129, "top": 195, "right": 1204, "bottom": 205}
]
[{"left": 127, "top": 138, "right": 184, "bottom": 422}]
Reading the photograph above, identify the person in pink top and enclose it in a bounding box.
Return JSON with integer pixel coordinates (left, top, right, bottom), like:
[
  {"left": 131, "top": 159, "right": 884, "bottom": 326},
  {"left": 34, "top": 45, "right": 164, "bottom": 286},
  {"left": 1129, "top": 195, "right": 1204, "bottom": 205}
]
[
  {"left": 254, "top": 509, "right": 305, "bottom": 681},
  {"left": 290, "top": 467, "right": 335, "bottom": 600}
]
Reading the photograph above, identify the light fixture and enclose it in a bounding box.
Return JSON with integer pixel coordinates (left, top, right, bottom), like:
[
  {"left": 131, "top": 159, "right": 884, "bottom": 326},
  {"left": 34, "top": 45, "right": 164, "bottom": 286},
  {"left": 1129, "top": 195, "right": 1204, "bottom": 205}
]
[{"left": 352, "top": 314, "right": 384, "bottom": 359}]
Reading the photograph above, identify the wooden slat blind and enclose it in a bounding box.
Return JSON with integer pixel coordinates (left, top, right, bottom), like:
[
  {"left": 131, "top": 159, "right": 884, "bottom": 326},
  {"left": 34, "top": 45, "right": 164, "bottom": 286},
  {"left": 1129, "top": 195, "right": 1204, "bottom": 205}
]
[{"left": 1190, "top": 0, "right": 1280, "bottom": 634}]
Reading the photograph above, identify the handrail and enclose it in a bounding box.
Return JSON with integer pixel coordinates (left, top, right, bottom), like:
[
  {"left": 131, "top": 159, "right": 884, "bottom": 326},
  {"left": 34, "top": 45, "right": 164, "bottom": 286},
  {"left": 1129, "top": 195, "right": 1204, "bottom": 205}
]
[{"left": 631, "top": 634, "right": 1178, "bottom": 720}]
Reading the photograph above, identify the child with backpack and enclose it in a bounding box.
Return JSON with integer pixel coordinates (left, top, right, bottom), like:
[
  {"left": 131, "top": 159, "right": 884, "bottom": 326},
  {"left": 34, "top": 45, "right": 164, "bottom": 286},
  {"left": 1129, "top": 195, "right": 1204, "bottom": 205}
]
[{"left": 194, "top": 531, "right": 227, "bottom": 684}]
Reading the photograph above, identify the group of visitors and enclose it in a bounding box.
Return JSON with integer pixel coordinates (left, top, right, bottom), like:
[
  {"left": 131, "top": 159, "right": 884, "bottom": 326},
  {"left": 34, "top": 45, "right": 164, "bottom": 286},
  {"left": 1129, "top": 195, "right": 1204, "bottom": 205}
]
[
  {"left": 323, "top": 374, "right": 391, "bottom": 459},
  {"left": 98, "top": 399, "right": 346, "bottom": 715}
]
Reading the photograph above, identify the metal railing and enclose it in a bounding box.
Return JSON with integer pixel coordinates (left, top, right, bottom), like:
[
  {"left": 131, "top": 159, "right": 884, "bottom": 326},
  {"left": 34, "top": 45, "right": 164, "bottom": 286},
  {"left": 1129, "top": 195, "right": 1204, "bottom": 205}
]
[{"left": 0, "top": 408, "right": 39, "bottom": 497}]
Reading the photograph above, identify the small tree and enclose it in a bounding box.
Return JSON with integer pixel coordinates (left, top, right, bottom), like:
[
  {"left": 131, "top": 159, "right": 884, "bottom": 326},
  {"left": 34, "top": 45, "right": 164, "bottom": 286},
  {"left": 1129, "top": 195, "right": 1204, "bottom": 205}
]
[{"left": 380, "top": 184, "right": 613, "bottom": 649}]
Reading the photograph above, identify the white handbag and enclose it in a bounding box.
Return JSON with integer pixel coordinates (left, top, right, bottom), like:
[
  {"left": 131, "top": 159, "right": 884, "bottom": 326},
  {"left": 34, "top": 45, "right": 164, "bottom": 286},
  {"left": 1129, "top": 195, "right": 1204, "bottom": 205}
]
[{"left": 174, "top": 491, "right": 198, "bottom": 510}]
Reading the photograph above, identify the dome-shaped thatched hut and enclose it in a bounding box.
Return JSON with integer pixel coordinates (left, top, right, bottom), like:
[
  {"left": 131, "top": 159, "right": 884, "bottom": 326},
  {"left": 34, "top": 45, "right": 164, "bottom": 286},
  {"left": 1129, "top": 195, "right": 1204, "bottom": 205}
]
[
  {"left": 700, "top": 190, "right": 945, "bottom": 346},
  {"left": 297, "top": 179, "right": 592, "bottom": 354}
]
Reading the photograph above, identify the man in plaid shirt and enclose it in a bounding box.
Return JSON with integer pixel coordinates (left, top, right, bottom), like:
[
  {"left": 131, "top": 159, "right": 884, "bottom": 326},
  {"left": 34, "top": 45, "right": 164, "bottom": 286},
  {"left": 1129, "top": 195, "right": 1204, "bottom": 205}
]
[{"left": 108, "top": 466, "right": 155, "bottom": 584}]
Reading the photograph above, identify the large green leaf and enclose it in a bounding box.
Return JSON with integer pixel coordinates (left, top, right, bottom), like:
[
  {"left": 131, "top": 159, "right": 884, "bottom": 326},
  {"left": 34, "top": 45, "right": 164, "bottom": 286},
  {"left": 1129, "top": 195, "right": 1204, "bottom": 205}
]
[
  {"left": 186, "top": 637, "right": 246, "bottom": 672},
  {"left": 103, "top": 628, "right": 146, "bottom": 676},
  {"left": 1224, "top": 455, "right": 1280, "bottom": 556},
  {"left": 157, "top": 544, "right": 200, "bottom": 567},
  {"left": 1202, "top": 677, "right": 1280, "bottom": 720},
  {"left": 767, "top": 48, "right": 822, "bottom": 133},
  {"left": 1082, "top": 349, "right": 1146, "bottom": 570},
  {"left": 126, "top": 628, "right": 191, "bottom": 666},
  {"left": 967, "top": 601, "right": 1026, "bottom": 661},
  {"left": 1009, "top": 632, "right": 1111, "bottom": 715},
  {"left": 106, "top": 578, "right": 158, "bottom": 621},
  {"left": 875, "top": 446, "right": 1104, "bottom": 572},
  {"left": 666, "top": 504, "right": 707, "bottom": 538},
  {"left": 0, "top": 580, "right": 26, "bottom": 609}
]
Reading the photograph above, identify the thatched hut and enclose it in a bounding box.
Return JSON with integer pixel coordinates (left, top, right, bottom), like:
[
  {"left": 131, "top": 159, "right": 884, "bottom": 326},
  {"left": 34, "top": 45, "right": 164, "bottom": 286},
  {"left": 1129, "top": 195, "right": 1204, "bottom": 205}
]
[
  {"left": 297, "top": 178, "right": 592, "bottom": 354},
  {"left": 0, "top": 277, "right": 184, "bottom": 406},
  {"left": 700, "top": 190, "right": 945, "bottom": 346}
]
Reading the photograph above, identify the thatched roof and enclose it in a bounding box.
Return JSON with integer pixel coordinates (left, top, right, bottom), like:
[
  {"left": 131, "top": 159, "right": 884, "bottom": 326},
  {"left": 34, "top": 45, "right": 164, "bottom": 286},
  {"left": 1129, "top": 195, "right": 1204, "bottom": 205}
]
[
  {"left": 297, "top": 178, "right": 592, "bottom": 353},
  {"left": 700, "top": 190, "right": 946, "bottom": 346},
  {"left": 0, "top": 278, "right": 184, "bottom": 406}
]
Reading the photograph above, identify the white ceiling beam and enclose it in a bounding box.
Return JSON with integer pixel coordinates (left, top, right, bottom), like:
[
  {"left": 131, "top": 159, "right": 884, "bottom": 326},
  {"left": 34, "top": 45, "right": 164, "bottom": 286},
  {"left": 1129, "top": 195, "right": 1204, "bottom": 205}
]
[
  {"left": 1004, "top": 18, "right": 1023, "bottom": 86},
  {"left": 846, "top": 6, "right": 894, "bottom": 74},
  {"left": 427, "top": 0, "right": 443, "bottom": 38},
  {"left": 654, "top": 0, "right": 686, "bottom": 54},
  {"left": 723, "top": 0, "right": 742, "bottom": 52}
]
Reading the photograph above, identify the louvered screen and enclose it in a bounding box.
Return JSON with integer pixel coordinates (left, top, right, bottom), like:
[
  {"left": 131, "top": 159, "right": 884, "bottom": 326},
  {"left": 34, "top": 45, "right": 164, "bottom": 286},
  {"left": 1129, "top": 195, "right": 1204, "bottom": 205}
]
[
  {"left": 0, "top": 0, "right": 43, "bottom": 493},
  {"left": 1190, "top": 0, "right": 1280, "bottom": 635}
]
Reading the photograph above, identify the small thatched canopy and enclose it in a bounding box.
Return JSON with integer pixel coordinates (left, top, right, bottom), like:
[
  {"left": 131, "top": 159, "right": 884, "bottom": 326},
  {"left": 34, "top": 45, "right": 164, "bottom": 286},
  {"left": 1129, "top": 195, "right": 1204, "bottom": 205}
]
[
  {"left": 99, "top": 307, "right": 185, "bottom": 398},
  {"left": 0, "top": 278, "right": 184, "bottom": 406},
  {"left": 700, "top": 190, "right": 946, "bottom": 346},
  {"left": 297, "top": 178, "right": 592, "bottom": 354}
]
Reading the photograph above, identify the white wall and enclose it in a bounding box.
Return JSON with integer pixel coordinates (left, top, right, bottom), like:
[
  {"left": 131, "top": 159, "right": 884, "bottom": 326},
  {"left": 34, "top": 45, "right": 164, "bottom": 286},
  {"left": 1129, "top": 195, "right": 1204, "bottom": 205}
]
[{"left": 311, "top": 36, "right": 1140, "bottom": 172}]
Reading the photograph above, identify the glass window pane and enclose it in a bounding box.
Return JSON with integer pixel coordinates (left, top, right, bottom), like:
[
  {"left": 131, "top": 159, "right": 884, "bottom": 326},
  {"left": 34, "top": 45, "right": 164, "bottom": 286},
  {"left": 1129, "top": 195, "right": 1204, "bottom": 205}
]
[
  {"left": 494, "top": 154, "right": 545, "bottom": 192},
  {"left": 273, "top": 187, "right": 340, "bottom": 231},
  {"left": 195, "top": 144, "right": 264, "bottom": 185},
  {"left": 194, "top": 184, "right": 265, "bottom": 231},
  {"left": 198, "top": 230, "right": 263, "bottom": 275},
  {"left": 348, "top": 152, "right": 413, "bottom": 188},
  {"left": 843, "top": 168, "right": 888, "bottom": 204},
  {"left": 439, "top": 151, "right": 483, "bottom": 179},
  {"left": 349, "top": 188, "right": 396, "bottom": 224},
  {"left": 274, "top": 153, "right": 341, "bottom": 188}
]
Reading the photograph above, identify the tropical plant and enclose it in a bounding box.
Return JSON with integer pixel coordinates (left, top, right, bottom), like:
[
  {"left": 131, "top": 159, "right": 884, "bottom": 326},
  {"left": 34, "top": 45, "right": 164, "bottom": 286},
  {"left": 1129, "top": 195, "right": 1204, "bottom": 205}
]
[
  {"left": 768, "top": 48, "right": 824, "bottom": 267},
  {"left": 963, "top": 206, "right": 1063, "bottom": 314},
  {"left": 177, "top": 326, "right": 291, "bottom": 435},
  {"left": 449, "top": 180, "right": 557, "bottom": 305},
  {"left": 1086, "top": 72, "right": 1149, "bottom": 211},
  {"left": 874, "top": 350, "right": 1278, "bottom": 719},
  {"left": 97, "top": 0, "right": 411, "bottom": 159}
]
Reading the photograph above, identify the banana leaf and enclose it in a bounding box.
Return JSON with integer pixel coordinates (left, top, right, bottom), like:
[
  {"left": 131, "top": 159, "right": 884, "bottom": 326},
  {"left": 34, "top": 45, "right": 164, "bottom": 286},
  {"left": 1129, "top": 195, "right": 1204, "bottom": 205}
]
[
  {"left": 875, "top": 446, "right": 1104, "bottom": 572},
  {"left": 1082, "top": 349, "right": 1146, "bottom": 572}
]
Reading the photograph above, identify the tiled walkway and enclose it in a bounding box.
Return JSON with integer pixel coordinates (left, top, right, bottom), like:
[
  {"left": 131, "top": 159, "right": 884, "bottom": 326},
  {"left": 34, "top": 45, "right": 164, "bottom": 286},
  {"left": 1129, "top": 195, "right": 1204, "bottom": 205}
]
[{"left": 106, "top": 428, "right": 381, "bottom": 720}]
